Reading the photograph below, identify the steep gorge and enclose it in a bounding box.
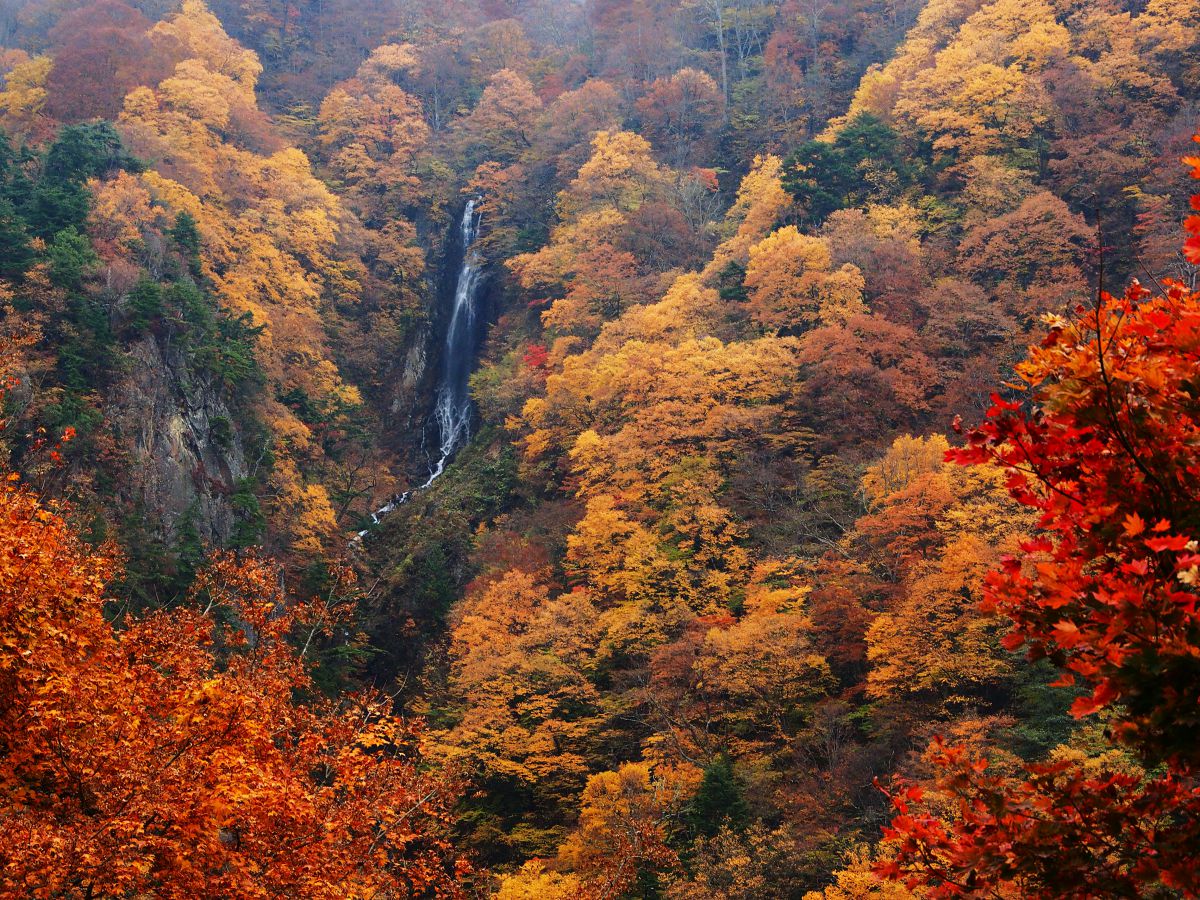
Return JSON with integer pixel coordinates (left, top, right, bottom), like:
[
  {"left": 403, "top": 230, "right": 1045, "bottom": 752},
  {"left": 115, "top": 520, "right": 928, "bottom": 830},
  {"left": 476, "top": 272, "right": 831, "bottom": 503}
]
[
  {"left": 363, "top": 198, "right": 488, "bottom": 532},
  {"left": 2, "top": 0, "right": 1199, "bottom": 896}
]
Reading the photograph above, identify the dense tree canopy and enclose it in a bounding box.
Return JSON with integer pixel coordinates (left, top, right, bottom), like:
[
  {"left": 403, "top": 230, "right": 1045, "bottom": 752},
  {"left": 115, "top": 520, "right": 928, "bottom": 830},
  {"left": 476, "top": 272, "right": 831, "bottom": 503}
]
[
  {"left": 0, "top": 473, "right": 467, "bottom": 897},
  {"left": 1, "top": 0, "right": 1198, "bottom": 895}
]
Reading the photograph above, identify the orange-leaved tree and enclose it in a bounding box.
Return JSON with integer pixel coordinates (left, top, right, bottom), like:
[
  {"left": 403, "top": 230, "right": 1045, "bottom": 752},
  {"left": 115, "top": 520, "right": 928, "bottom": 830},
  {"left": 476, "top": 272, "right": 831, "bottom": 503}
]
[
  {"left": 876, "top": 143, "right": 1200, "bottom": 897},
  {"left": 0, "top": 475, "right": 467, "bottom": 897}
]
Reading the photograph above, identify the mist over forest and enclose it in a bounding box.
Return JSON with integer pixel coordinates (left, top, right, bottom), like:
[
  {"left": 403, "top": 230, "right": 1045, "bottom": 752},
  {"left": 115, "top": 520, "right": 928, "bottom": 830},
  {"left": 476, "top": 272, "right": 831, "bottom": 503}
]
[{"left": 1, "top": 0, "right": 1199, "bottom": 896}]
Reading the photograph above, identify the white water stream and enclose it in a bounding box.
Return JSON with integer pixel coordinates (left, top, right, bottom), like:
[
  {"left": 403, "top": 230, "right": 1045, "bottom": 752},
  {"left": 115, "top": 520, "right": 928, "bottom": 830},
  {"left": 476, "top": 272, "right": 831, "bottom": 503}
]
[{"left": 357, "top": 199, "right": 484, "bottom": 537}]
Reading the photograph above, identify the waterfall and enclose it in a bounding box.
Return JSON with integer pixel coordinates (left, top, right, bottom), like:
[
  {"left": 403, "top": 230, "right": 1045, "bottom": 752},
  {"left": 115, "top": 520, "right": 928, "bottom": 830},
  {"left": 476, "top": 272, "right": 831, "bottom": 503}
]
[
  {"left": 357, "top": 200, "right": 484, "bottom": 538},
  {"left": 423, "top": 198, "right": 483, "bottom": 487}
]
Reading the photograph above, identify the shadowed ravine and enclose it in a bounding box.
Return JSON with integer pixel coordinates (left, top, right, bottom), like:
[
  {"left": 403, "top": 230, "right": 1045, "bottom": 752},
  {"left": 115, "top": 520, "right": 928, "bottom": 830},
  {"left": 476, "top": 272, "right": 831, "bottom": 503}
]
[
  {"left": 425, "top": 197, "right": 484, "bottom": 487},
  {"left": 360, "top": 200, "right": 484, "bottom": 535}
]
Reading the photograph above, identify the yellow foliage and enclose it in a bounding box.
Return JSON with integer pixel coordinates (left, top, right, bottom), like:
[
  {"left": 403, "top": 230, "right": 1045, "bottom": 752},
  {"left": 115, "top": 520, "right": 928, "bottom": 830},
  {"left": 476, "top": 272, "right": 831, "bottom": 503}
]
[
  {"left": 864, "top": 204, "right": 925, "bottom": 252},
  {"left": 565, "top": 494, "right": 676, "bottom": 606},
  {"left": 839, "top": 0, "right": 991, "bottom": 126},
  {"left": 704, "top": 154, "right": 792, "bottom": 277},
  {"left": 859, "top": 434, "right": 1035, "bottom": 707},
  {"left": 112, "top": 13, "right": 384, "bottom": 560},
  {"left": 1138, "top": 0, "right": 1200, "bottom": 52},
  {"left": 157, "top": 59, "right": 236, "bottom": 129},
  {"left": 591, "top": 272, "right": 721, "bottom": 350},
  {"left": 958, "top": 155, "right": 1037, "bottom": 220},
  {"left": 803, "top": 845, "right": 921, "bottom": 899},
  {"left": 744, "top": 226, "right": 866, "bottom": 331},
  {"left": 150, "top": 0, "right": 262, "bottom": 95},
  {"left": 0, "top": 54, "right": 50, "bottom": 132},
  {"left": 743, "top": 560, "right": 811, "bottom": 615},
  {"left": 558, "top": 762, "right": 685, "bottom": 875},
  {"left": 506, "top": 129, "right": 682, "bottom": 340},
  {"left": 88, "top": 172, "right": 162, "bottom": 247},
  {"left": 848, "top": 0, "right": 1069, "bottom": 157},
  {"left": 525, "top": 334, "right": 807, "bottom": 497},
  {"left": 318, "top": 74, "right": 428, "bottom": 197},
  {"left": 861, "top": 434, "right": 950, "bottom": 507},
  {"left": 438, "top": 567, "right": 611, "bottom": 804},
  {"left": 357, "top": 43, "right": 421, "bottom": 80},
  {"left": 866, "top": 532, "right": 1014, "bottom": 702},
  {"left": 495, "top": 862, "right": 587, "bottom": 900},
  {"left": 557, "top": 130, "right": 668, "bottom": 219},
  {"left": 460, "top": 68, "right": 542, "bottom": 163},
  {"left": 695, "top": 613, "right": 834, "bottom": 739},
  {"left": 842, "top": 64, "right": 902, "bottom": 123}
]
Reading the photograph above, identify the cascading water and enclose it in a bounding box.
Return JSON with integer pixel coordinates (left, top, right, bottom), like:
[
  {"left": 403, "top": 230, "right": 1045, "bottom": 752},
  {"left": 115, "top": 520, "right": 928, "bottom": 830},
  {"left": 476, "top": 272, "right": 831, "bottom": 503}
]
[
  {"left": 423, "top": 198, "right": 484, "bottom": 487},
  {"left": 357, "top": 199, "right": 484, "bottom": 537}
]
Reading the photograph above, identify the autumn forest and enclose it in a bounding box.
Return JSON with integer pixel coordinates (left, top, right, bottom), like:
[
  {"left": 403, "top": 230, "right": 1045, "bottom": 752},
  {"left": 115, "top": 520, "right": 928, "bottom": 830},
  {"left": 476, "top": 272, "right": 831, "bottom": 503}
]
[{"left": 1, "top": 0, "right": 1199, "bottom": 896}]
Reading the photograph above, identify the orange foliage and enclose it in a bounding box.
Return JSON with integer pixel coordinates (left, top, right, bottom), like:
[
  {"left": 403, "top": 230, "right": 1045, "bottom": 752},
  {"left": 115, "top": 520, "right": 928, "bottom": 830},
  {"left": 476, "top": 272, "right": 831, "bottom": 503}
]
[
  {"left": 0, "top": 477, "right": 467, "bottom": 897},
  {"left": 109, "top": 2, "right": 408, "bottom": 554},
  {"left": 744, "top": 226, "right": 866, "bottom": 332}
]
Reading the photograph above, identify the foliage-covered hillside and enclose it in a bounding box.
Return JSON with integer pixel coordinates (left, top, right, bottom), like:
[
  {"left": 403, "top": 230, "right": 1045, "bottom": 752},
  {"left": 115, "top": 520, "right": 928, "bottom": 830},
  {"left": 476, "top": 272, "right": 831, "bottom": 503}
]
[{"left": 1, "top": 0, "right": 1199, "bottom": 896}]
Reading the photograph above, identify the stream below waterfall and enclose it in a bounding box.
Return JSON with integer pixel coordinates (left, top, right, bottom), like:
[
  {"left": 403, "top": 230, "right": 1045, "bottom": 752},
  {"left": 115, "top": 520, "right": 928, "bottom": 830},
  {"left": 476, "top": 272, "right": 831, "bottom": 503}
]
[{"left": 357, "top": 199, "right": 484, "bottom": 537}]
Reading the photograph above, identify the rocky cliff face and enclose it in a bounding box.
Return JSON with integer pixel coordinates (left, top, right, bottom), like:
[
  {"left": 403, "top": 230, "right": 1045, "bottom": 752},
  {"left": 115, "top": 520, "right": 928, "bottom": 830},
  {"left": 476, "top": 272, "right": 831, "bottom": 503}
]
[
  {"left": 384, "top": 204, "right": 495, "bottom": 480},
  {"left": 91, "top": 203, "right": 494, "bottom": 549},
  {"left": 388, "top": 324, "right": 434, "bottom": 445},
  {"left": 110, "top": 335, "right": 249, "bottom": 546}
]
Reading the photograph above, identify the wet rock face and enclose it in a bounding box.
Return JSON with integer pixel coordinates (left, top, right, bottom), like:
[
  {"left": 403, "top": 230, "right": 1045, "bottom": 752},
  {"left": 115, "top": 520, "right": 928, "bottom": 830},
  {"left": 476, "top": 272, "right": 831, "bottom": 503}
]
[
  {"left": 389, "top": 325, "right": 432, "bottom": 426},
  {"left": 112, "top": 335, "right": 248, "bottom": 545},
  {"left": 384, "top": 200, "right": 487, "bottom": 477},
  {"left": 426, "top": 198, "right": 484, "bottom": 486},
  {"left": 399, "top": 336, "right": 429, "bottom": 398}
]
